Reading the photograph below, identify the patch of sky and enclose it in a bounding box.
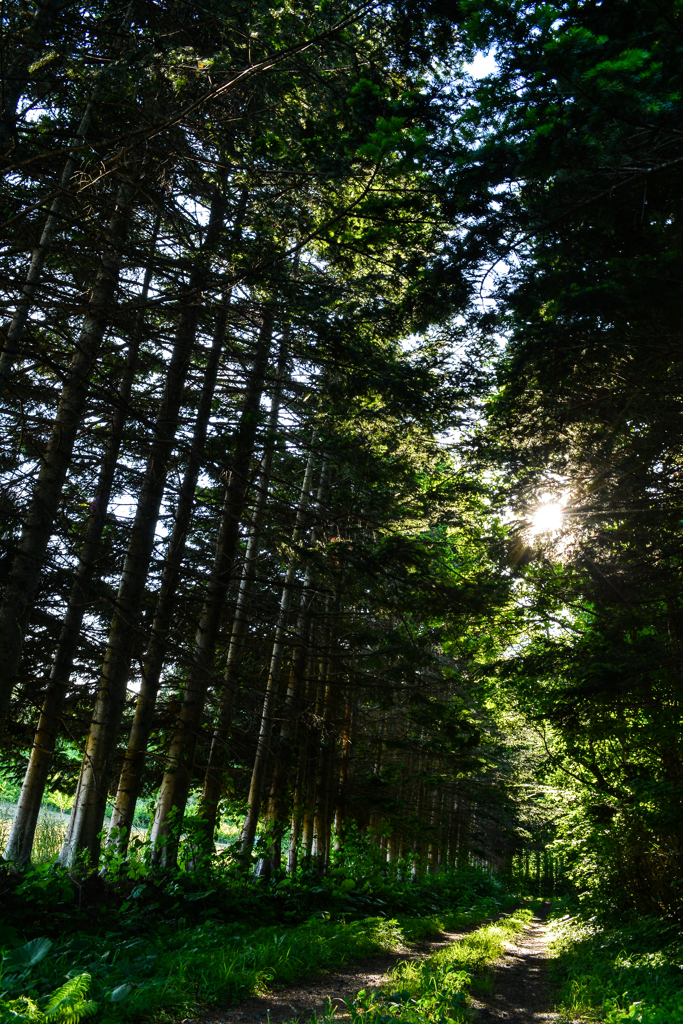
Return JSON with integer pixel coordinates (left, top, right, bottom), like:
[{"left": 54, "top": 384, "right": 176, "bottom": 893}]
[
  {"left": 464, "top": 48, "right": 498, "bottom": 81},
  {"left": 109, "top": 489, "right": 142, "bottom": 523},
  {"left": 176, "top": 193, "right": 212, "bottom": 227}
]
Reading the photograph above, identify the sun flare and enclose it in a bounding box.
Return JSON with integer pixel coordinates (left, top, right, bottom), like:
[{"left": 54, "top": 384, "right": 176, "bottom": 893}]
[{"left": 530, "top": 500, "right": 565, "bottom": 536}]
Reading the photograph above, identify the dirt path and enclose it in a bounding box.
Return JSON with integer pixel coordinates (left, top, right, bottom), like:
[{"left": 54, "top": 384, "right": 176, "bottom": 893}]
[
  {"left": 188, "top": 906, "right": 559, "bottom": 1024},
  {"left": 470, "top": 904, "right": 559, "bottom": 1023},
  {"left": 192, "top": 920, "right": 494, "bottom": 1024}
]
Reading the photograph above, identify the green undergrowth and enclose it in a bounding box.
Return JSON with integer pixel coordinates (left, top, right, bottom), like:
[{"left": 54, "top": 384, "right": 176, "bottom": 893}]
[
  {"left": 548, "top": 903, "right": 683, "bottom": 1024},
  {"left": 0, "top": 859, "right": 510, "bottom": 938},
  {"left": 334, "top": 904, "right": 539, "bottom": 1024},
  {"left": 0, "top": 881, "right": 518, "bottom": 1024}
]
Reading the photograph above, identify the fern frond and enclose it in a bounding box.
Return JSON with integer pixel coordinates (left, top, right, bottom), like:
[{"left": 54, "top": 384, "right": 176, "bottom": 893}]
[
  {"left": 43, "top": 973, "right": 97, "bottom": 1024},
  {"left": 48, "top": 1001, "right": 98, "bottom": 1024}
]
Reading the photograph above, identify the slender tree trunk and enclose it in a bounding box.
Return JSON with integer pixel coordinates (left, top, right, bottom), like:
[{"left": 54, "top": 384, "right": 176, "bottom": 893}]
[
  {"left": 60, "top": 194, "right": 225, "bottom": 867},
  {"left": 333, "top": 689, "right": 354, "bottom": 856},
  {"left": 287, "top": 740, "right": 307, "bottom": 875},
  {"left": 308, "top": 598, "right": 338, "bottom": 878},
  {"left": 0, "top": 181, "right": 135, "bottom": 732},
  {"left": 428, "top": 787, "right": 439, "bottom": 873},
  {"left": 266, "top": 458, "right": 331, "bottom": 872},
  {"left": 196, "top": 338, "right": 289, "bottom": 842},
  {"left": 3, "top": 219, "right": 159, "bottom": 863},
  {"left": 302, "top": 658, "right": 326, "bottom": 871},
  {"left": 286, "top": 629, "right": 323, "bottom": 876},
  {"left": 238, "top": 446, "right": 317, "bottom": 863},
  {"left": 436, "top": 789, "right": 447, "bottom": 872},
  {"left": 411, "top": 737, "right": 427, "bottom": 877},
  {"left": 0, "top": 3, "right": 134, "bottom": 394},
  {"left": 106, "top": 300, "right": 229, "bottom": 854},
  {"left": 107, "top": 191, "right": 248, "bottom": 854},
  {"left": 265, "top": 617, "right": 312, "bottom": 874},
  {"left": 457, "top": 799, "right": 470, "bottom": 867},
  {"left": 149, "top": 309, "right": 274, "bottom": 868}
]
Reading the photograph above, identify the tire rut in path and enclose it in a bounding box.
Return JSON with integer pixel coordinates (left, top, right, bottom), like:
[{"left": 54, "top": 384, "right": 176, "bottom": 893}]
[
  {"left": 190, "top": 915, "right": 504, "bottom": 1024},
  {"left": 470, "top": 903, "right": 558, "bottom": 1024}
]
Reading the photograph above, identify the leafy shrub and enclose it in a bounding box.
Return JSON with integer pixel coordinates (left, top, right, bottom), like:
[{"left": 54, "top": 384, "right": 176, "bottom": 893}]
[{"left": 0, "top": 939, "right": 96, "bottom": 1024}]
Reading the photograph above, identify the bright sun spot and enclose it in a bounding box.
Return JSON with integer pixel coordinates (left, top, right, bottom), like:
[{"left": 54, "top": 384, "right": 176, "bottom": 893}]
[{"left": 530, "top": 499, "right": 565, "bottom": 536}]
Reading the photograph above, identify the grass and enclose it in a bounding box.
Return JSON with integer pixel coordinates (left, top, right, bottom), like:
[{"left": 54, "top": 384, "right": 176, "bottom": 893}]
[
  {"left": 0, "top": 802, "right": 68, "bottom": 862},
  {"left": 325, "top": 906, "right": 538, "bottom": 1024},
  {"left": 548, "top": 904, "right": 683, "bottom": 1024},
  {"left": 0, "top": 896, "right": 522, "bottom": 1023},
  {"left": 0, "top": 802, "right": 147, "bottom": 865}
]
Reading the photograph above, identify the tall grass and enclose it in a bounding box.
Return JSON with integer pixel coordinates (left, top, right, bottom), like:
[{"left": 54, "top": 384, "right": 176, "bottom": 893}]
[
  {"left": 0, "top": 802, "right": 67, "bottom": 861},
  {"left": 0, "top": 802, "right": 147, "bottom": 863}
]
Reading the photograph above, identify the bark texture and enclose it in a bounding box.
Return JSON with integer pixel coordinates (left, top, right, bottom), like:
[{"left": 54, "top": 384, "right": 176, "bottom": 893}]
[
  {"left": 60, "top": 194, "right": 225, "bottom": 866},
  {"left": 238, "top": 445, "right": 318, "bottom": 862},
  {"left": 3, "top": 219, "right": 159, "bottom": 863},
  {"left": 149, "top": 308, "right": 274, "bottom": 868},
  {"left": 0, "top": 181, "right": 134, "bottom": 732},
  {"left": 266, "top": 458, "right": 331, "bottom": 872},
  {"left": 106, "top": 302, "right": 228, "bottom": 853},
  {"left": 197, "top": 337, "right": 288, "bottom": 843}
]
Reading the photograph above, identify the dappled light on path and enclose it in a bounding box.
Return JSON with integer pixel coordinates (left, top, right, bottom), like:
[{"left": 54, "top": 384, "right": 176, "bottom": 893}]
[
  {"left": 471, "top": 905, "right": 558, "bottom": 1023},
  {"left": 193, "top": 922, "right": 493, "bottom": 1024}
]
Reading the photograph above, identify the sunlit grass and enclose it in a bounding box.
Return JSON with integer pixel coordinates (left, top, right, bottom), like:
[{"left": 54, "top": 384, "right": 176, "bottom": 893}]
[
  {"left": 318, "top": 907, "right": 537, "bottom": 1024},
  {"left": 549, "top": 909, "right": 683, "bottom": 1024},
  {"left": 0, "top": 802, "right": 67, "bottom": 861},
  {"left": 0, "top": 802, "right": 147, "bottom": 863}
]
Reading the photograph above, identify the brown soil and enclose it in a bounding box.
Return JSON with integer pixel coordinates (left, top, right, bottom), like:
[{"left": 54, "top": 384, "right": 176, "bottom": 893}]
[{"left": 470, "top": 903, "right": 559, "bottom": 1023}]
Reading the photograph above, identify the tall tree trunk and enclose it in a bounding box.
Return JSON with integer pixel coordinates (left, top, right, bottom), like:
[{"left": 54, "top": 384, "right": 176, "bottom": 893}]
[
  {"left": 428, "top": 786, "right": 439, "bottom": 874},
  {"left": 59, "top": 194, "right": 225, "bottom": 867},
  {"left": 149, "top": 309, "right": 274, "bottom": 868},
  {"left": 302, "top": 655, "right": 326, "bottom": 871},
  {"left": 0, "top": 3, "right": 134, "bottom": 394},
  {"left": 286, "top": 641, "right": 322, "bottom": 876},
  {"left": 312, "top": 613, "right": 337, "bottom": 877},
  {"left": 333, "top": 688, "right": 354, "bottom": 856},
  {"left": 287, "top": 736, "right": 307, "bottom": 875},
  {"left": 106, "top": 300, "right": 229, "bottom": 855},
  {"left": 107, "top": 191, "right": 249, "bottom": 854},
  {"left": 237, "top": 445, "right": 317, "bottom": 863},
  {"left": 197, "top": 338, "right": 288, "bottom": 843},
  {"left": 3, "top": 217, "right": 159, "bottom": 864},
  {"left": 311, "top": 709, "right": 333, "bottom": 876},
  {"left": 0, "top": 180, "right": 135, "bottom": 732},
  {"left": 266, "top": 458, "right": 331, "bottom": 873},
  {"left": 265, "top": 616, "right": 312, "bottom": 874}
]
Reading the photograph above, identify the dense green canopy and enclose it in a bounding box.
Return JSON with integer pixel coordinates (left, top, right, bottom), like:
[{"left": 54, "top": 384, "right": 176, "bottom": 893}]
[{"left": 1, "top": 0, "right": 681, "bottom": 923}]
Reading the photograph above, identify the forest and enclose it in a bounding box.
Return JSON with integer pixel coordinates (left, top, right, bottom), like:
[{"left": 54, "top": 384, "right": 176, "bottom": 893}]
[{"left": 0, "top": 0, "right": 681, "bottom": 1021}]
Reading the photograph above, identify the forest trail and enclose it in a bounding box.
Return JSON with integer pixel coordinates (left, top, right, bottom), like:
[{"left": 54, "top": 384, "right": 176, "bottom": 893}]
[
  {"left": 191, "top": 918, "right": 493, "bottom": 1024},
  {"left": 189, "top": 909, "right": 555, "bottom": 1024},
  {"left": 471, "top": 904, "right": 558, "bottom": 1023}
]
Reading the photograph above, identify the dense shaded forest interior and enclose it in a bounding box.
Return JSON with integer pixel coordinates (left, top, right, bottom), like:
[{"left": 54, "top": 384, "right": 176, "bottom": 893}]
[{"left": 1, "top": 0, "right": 683, "bottom": 1019}]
